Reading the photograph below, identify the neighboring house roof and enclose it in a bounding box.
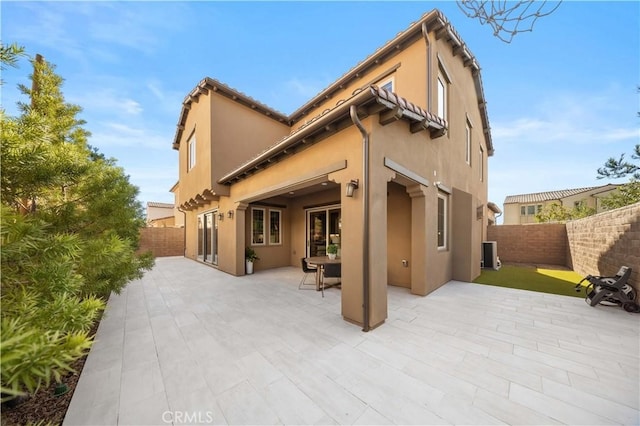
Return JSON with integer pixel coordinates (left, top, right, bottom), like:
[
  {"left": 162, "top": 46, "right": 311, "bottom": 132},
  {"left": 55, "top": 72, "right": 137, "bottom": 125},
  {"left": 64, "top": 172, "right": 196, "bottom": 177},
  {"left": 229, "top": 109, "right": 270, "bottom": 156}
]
[
  {"left": 147, "top": 202, "right": 174, "bottom": 208},
  {"left": 172, "top": 8, "right": 493, "bottom": 155},
  {"left": 504, "top": 184, "right": 618, "bottom": 204},
  {"left": 149, "top": 215, "right": 175, "bottom": 222},
  {"left": 487, "top": 202, "right": 502, "bottom": 214}
]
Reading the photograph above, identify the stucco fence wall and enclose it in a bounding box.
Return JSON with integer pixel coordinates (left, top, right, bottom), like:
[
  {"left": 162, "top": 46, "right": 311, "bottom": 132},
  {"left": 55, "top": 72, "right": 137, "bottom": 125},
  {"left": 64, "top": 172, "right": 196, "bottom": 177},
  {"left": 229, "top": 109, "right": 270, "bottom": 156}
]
[
  {"left": 138, "top": 227, "right": 185, "bottom": 258},
  {"left": 488, "top": 202, "right": 640, "bottom": 288}
]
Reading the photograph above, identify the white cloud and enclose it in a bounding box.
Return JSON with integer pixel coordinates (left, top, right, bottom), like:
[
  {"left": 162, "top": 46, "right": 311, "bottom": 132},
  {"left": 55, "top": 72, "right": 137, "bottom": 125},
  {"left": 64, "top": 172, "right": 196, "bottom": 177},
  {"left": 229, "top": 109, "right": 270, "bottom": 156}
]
[
  {"left": 89, "top": 122, "right": 168, "bottom": 150},
  {"left": 5, "top": 2, "right": 190, "bottom": 62},
  {"left": 146, "top": 79, "right": 184, "bottom": 115},
  {"left": 69, "top": 89, "right": 142, "bottom": 116},
  {"left": 285, "top": 78, "right": 326, "bottom": 98},
  {"left": 492, "top": 90, "right": 639, "bottom": 145}
]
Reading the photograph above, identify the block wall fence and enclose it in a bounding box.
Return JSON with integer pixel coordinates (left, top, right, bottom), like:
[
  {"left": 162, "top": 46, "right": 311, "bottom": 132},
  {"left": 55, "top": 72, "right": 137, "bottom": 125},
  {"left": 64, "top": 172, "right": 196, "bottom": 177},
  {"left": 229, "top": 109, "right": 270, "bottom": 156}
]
[
  {"left": 565, "top": 202, "right": 639, "bottom": 288},
  {"left": 138, "top": 227, "right": 185, "bottom": 258},
  {"left": 138, "top": 203, "right": 639, "bottom": 288},
  {"left": 488, "top": 202, "right": 640, "bottom": 288}
]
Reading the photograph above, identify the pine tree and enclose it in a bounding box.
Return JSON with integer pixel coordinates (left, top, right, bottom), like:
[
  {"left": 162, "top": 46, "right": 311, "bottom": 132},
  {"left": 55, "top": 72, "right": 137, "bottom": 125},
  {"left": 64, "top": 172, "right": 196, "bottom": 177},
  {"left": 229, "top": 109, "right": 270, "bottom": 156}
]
[{"left": 1, "top": 47, "right": 154, "bottom": 400}]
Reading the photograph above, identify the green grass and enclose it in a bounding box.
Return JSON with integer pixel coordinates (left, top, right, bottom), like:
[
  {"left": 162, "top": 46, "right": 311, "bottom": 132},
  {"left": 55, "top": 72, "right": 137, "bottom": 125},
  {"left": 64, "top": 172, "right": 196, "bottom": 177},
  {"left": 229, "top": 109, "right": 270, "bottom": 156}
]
[{"left": 473, "top": 265, "right": 587, "bottom": 297}]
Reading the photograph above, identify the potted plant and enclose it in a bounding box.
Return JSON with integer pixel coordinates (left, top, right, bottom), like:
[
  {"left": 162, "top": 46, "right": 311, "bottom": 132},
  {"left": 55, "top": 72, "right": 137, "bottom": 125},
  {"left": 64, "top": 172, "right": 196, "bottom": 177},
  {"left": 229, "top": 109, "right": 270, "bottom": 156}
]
[
  {"left": 326, "top": 244, "right": 338, "bottom": 260},
  {"left": 245, "top": 247, "right": 259, "bottom": 274}
]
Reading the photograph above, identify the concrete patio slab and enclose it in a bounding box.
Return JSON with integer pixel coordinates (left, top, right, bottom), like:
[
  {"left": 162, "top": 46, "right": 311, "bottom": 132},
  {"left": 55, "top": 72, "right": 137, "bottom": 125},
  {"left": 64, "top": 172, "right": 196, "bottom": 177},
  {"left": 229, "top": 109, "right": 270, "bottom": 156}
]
[{"left": 64, "top": 257, "right": 639, "bottom": 425}]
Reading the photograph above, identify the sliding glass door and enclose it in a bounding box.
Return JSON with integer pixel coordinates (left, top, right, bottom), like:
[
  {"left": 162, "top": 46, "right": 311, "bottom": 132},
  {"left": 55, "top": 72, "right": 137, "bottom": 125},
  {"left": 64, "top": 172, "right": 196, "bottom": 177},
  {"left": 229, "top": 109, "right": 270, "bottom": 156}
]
[
  {"left": 197, "top": 211, "right": 218, "bottom": 265},
  {"left": 306, "top": 205, "right": 341, "bottom": 257}
]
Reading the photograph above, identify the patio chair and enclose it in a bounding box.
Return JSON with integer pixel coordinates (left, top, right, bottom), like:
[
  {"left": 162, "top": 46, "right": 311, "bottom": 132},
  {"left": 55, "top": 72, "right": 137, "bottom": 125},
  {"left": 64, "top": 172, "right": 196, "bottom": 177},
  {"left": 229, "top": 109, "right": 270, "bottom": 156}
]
[
  {"left": 321, "top": 262, "right": 341, "bottom": 298},
  {"left": 299, "top": 258, "right": 317, "bottom": 291},
  {"left": 576, "top": 266, "right": 639, "bottom": 312}
]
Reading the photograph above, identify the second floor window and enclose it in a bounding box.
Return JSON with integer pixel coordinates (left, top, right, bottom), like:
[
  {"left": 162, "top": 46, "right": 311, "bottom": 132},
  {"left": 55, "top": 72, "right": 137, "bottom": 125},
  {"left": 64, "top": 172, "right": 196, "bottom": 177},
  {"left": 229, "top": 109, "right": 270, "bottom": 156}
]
[
  {"left": 437, "top": 193, "right": 448, "bottom": 249},
  {"left": 520, "top": 205, "right": 542, "bottom": 216},
  {"left": 188, "top": 134, "right": 196, "bottom": 171},
  {"left": 465, "top": 121, "right": 472, "bottom": 165},
  {"left": 437, "top": 74, "right": 447, "bottom": 120},
  {"left": 479, "top": 146, "right": 484, "bottom": 182},
  {"left": 379, "top": 77, "right": 394, "bottom": 92}
]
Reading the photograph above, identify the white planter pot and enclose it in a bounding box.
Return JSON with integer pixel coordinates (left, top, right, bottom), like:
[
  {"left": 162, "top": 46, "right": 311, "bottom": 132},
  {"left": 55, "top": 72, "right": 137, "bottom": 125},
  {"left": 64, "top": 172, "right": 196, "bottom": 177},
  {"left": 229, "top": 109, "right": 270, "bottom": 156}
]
[
  {"left": 327, "top": 253, "right": 336, "bottom": 260},
  {"left": 246, "top": 260, "right": 254, "bottom": 275}
]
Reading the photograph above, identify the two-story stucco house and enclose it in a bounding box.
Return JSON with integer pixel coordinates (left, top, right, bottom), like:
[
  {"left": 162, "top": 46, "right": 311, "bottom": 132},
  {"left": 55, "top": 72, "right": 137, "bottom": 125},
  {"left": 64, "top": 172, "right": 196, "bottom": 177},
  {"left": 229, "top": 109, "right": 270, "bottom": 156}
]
[
  {"left": 171, "top": 9, "right": 493, "bottom": 330},
  {"left": 502, "top": 184, "right": 619, "bottom": 225}
]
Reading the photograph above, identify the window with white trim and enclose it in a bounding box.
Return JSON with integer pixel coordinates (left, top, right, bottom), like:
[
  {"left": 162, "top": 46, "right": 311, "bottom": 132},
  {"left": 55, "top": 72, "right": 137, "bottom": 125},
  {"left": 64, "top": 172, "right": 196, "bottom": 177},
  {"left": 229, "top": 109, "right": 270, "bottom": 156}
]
[
  {"left": 437, "top": 74, "right": 447, "bottom": 120},
  {"left": 269, "top": 209, "right": 282, "bottom": 245},
  {"left": 465, "top": 120, "right": 472, "bottom": 165},
  {"left": 188, "top": 133, "right": 196, "bottom": 171},
  {"left": 437, "top": 193, "right": 448, "bottom": 250},
  {"left": 379, "top": 77, "right": 394, "bottom": 92},
  {"left": 520, "top": 204, "right": 542, "bottom": 216},
  {"left": 251, "top": 208, "right": 265, "bottom": 245},
  {"left": 479, "top": 146, "right": 484, "bottom": 181}
]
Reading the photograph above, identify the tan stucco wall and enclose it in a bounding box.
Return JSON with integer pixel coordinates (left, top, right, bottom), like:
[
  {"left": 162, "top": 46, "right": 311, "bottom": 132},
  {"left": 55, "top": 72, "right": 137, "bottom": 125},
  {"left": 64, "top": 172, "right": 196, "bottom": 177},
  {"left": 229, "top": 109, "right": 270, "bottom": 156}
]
[
  {"left": 292, "top": 41, "right": 427, "bottom": 132},
  {"left": 174, "top": 23, "right": 490, "bottom": 330},
  {"left": 210, "top": 95, "right": 290, "bottom": 195},
  {"left": 387, "top": 181, "right": 412, "bottom": 288},
  {"left": 177, "top": 97, "right": 213, "bottom": 205}
]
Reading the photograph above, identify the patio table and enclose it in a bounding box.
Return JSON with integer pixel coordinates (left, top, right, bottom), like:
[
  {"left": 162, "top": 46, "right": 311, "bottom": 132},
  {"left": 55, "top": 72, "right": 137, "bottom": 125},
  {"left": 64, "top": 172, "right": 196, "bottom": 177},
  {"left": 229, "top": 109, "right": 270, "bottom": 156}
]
[{"left": 305, "top": 256, "right": 341, "bottom": 291}]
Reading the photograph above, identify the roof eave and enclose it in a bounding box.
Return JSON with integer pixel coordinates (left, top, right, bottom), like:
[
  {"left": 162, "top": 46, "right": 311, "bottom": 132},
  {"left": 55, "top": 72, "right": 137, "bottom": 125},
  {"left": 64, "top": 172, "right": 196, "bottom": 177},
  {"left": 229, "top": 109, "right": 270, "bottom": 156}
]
[
  {"left": 288, "top": 9, "right": 445, "bottom": 122},
  {"left": 172, "top": 78, "right": 289, "bottom": 149}
]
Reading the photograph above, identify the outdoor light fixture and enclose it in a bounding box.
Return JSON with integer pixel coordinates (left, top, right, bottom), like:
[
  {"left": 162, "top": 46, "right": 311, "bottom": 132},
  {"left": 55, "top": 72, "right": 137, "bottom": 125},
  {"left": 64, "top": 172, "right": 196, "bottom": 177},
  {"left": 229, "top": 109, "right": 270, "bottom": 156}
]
[
  {"left": 227, "top": 210, "right": 234, "bottom": 219},
  {"left": 345, "top": 179, "right": 359, "bottom": 197},
  {"left": 218, "top": 213, "right": 224, "bottom": 221}
]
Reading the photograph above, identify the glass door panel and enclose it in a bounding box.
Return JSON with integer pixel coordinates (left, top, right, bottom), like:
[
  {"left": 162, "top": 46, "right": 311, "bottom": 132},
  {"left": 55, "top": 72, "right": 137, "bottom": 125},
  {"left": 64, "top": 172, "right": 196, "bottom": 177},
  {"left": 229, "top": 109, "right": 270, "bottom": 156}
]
[
  {"left": 204, "top": 212, "right": 212, "bottom": 262},
  {"left": 212, "top": 212, "right": 218, "bottom": 265},
  {"left": 306, "top": 205, "right": 341, "bottom": 257},
  {"left": 308, "top": 211, "right": 327, "bottom": 257},
  {"left": 197, "top": 216, "right": 204, "bottom": 260},
  {"left": 328, "top": 208, "right": 341, "bottom": 255}
]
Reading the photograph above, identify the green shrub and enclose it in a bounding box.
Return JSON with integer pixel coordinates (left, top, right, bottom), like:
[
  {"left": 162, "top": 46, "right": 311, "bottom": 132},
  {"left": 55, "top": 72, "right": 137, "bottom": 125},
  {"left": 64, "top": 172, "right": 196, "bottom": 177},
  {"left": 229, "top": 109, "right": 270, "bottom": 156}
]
[{"left": 0, "top": 318, "right": 93, "bottom": 401}]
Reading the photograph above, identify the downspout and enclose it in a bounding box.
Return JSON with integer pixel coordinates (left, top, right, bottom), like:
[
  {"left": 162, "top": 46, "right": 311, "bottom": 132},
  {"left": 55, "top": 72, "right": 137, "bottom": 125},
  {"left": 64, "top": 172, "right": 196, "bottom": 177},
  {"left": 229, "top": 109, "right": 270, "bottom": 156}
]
[
  {"left": 422, "top": 22, "right": 432, "bottom": 113},
  {"left": 350, "top": 105, "right": 370, "bottom": 332},
  {"left": 177, "top": 206, "right": 187, "bottom": 257}
]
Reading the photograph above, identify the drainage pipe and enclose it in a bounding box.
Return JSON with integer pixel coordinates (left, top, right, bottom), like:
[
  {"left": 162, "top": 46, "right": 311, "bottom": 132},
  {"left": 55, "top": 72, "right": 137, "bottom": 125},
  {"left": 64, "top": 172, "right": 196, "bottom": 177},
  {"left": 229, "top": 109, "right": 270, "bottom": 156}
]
[
  {"left": 350, "top": 105, "right": 370, "bottom": 332},
  {"left": 421, "top": 22, "right": 432, "bottom": 113}
]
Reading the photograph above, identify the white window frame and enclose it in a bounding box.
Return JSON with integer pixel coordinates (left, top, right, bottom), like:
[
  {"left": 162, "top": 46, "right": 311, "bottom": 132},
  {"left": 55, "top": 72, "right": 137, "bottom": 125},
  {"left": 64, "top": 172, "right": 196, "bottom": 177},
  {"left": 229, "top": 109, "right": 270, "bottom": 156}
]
[
  {"left": 269, "top": 209, "right": 282, "bottom": 245},
  {"left": 437, "top": 74, "right": 447, "bottom": 120},
  {"left": 188, "top": 133, "right": 196, "bottom": 171},
  {"left": 479, "top": 146, "right": 484, "bottom": 181},
  {"left": 437, "top": 192, "right": 448, "bottom": 250},
  {"left": 251, "top": 208, "right": 265, "bottom": 246},
  {"left": 465, "top": 120, "right": 472, "bottom": 165},
  {"left": 379, "top": 77, "right": 394, "bottom": 92},
  {"left": 521, "top": 204, "right": 542, "bottom": 216}
]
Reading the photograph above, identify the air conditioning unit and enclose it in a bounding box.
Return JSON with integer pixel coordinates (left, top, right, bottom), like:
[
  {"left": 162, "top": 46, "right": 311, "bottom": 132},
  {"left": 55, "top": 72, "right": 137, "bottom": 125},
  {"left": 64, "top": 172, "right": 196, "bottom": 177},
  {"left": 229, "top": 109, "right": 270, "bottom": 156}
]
[{"left": 482, "top": 241, "right": 499, "bottom": 270}]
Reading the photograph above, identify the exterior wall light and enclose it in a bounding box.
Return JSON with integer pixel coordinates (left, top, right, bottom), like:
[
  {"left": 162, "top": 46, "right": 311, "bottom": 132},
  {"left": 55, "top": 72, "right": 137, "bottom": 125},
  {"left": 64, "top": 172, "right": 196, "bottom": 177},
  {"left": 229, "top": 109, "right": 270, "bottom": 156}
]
[
  {"left": 345, "top": 179, "right": 359, "bottom": 197},
  {"left": 218, "top": 213, "right": 224, "bottom": 221},
  {"left": 227, "top": 210, "right": 234, "bottom": 219}
]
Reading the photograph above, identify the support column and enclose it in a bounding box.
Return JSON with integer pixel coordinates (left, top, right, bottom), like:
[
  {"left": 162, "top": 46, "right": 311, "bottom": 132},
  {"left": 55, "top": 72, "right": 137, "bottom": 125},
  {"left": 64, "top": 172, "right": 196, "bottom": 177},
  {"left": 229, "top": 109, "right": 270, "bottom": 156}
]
[
  {"left": 234, "top": 202, "right": 248, "bottom": 275},
  {"left": 407, "top": 184, "right": 429, "bottom": 295}
]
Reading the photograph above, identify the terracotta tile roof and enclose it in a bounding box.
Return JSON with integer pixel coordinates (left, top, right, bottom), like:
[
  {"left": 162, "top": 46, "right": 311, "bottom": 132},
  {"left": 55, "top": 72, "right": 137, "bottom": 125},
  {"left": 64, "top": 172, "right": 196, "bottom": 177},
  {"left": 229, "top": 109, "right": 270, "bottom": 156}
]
[
  {"left": 218, "top": 85, "right": 447, "bottom": 185},
  {"left": 503, "top": 185, "right": 614, "bottom": 204},
  {"left": 146, "top": 202, "right": 174, "bottom": 208},
  {"left": 172, "top": 8, "right": 493, "bottom": 155}
]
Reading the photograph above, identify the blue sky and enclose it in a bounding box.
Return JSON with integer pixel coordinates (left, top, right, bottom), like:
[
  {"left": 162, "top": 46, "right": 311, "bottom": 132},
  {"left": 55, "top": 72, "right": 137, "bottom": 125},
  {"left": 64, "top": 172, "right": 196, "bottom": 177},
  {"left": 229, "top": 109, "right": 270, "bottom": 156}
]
[{"left": 2, "top": 1, "right": 639, "bottom": 222}]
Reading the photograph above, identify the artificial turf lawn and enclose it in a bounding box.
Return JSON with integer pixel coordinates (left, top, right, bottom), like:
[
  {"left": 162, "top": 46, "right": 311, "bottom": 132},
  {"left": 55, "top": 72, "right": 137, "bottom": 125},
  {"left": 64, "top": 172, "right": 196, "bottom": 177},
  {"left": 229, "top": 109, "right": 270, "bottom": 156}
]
[{"left": 473, "top": 265, "right": 587, "bottom": 298}]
